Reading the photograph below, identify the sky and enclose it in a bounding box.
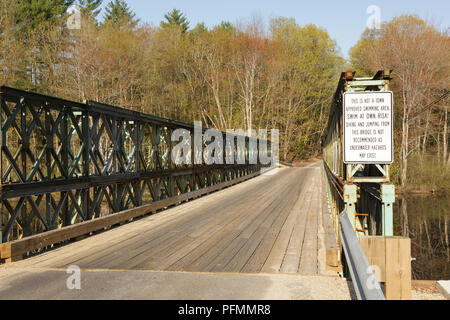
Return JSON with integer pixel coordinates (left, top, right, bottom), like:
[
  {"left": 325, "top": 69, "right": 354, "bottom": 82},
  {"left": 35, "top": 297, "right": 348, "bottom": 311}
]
[{"left": 98, "top": 0, "right": 449, "bottom": 59}]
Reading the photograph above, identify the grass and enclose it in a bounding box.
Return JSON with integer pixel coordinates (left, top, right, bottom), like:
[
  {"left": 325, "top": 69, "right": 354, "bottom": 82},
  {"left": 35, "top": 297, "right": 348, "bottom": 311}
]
[{"left": 401, "top": 153, "right": 450, "bottom": 193}]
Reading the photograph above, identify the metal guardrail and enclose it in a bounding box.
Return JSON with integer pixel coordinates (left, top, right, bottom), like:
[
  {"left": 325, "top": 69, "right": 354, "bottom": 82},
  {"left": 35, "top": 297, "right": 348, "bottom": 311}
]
[{"left": 339, "top": 210, "right": 385, "bottom": 300}]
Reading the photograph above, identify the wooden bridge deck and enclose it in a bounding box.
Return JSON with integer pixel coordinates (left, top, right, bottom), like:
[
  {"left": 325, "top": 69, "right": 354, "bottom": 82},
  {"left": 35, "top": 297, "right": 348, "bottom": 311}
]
[{"left": 2, "top": 162, "right": 335, "bottom": 275}]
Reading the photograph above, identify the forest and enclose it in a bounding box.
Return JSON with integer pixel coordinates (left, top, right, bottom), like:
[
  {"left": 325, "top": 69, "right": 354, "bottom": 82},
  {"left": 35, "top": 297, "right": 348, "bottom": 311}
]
[{"left": 0, "top": 0, "right": 449, "bottom": 190}]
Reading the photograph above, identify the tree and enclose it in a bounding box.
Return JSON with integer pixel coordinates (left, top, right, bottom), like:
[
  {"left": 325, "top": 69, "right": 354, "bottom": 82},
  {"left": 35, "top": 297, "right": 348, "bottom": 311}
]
[
  {"left": 351, "top": 15, "right": 449, "bottom": 187},
  {"left": 349, "top": 28, "right": 380, "bottom": 77},
  {"left": 2, "top": 7, "right": 349, "bottom": 164},
  {"left": 0, "top": 0, "right": 26, "bottom": 87},
  {"left": 78, "top": 0, "right": 103, "bottom": 18},
  {"left": 378, "top": 16, "right": 448, "bottom": 187},
  {"left": 230, "top": 25, "right": 271, "bottom": 136},
  {"left": 15, "top": 0, "right": 74, "bottom": 33},
  {"left": 218, "top": 21, "right": 234, "bottom": 33},
  {"left": 188, "top": 26, "right": 237, "bottom": 129},
  {"left": 160, "top": 9, "right": 189, "bottom": 33},
  {"left": 103, "top": 0, "right": 138, "bottom": 25},
  {"left": 7, "top": 1, "right": 73, "bottom": 91},
  {"left": 190, "top": 22, "right": 207, "bottom": 36},
  {"left": 270, "top": 17, "right": 344, "bottom": 160}
]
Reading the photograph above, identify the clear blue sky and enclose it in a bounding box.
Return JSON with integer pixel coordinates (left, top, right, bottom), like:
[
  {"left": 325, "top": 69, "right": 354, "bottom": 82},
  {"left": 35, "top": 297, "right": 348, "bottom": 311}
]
[{"left": 99, "top": 0, "right": 449, "bottom": 58}]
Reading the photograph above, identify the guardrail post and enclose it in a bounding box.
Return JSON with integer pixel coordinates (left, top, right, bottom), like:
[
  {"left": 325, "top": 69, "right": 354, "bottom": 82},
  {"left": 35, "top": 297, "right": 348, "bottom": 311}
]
[
  {"left": 343, "top": 184, "right": 357, "bottom": 230},
  {"left": 381, "top": 184, "right": 395, "bottom": 236}
]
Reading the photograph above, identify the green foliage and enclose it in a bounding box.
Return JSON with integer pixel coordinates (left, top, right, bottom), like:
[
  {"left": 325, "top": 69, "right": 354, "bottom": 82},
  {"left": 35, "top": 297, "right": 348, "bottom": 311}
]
[
  {"left": 160, "top": 8, "right": 189, "bottom": 33},
  {"left": 218, "top": 21, "right": 234, "bottom": 32},
  {"left": 1, "top": 6, "right": 346, "bottom": 162},
  {"left": 270, "top": 17, "right": 345, "bottom": 159},
  {"left": 15, "top": 0, "right": 74, "bottom": 32},
  {"left": 390, "top": 147, "right": 401, "bottom": 185},
  {"left": 103, "top": 0, "right": 138, "bottom": 25},
  {"left": 78, "top": 0, "right": 102, "bottom": 18},
  {"left": 350, "top": 15, "right": 449, "bottom": 190},
  {"left": 190, "top": 22, "right": 207, "bottom": 36},
  {"left": 349, "top": 28, "right": 381, "bottom": 76},
  {"left": 406, "top": 153, "right": 450, "bottom": 192}
]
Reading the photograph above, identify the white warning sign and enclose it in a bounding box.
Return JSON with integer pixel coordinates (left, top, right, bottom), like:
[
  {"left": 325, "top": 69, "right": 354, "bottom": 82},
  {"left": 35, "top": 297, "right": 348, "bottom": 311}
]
[{"left": 343, "top": 91, "right": 393, "bottom": 164}]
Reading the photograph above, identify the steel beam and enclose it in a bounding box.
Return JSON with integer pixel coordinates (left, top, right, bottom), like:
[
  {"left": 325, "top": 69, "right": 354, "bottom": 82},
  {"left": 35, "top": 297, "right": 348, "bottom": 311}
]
[{"left": 0, "top": 87, "right": 267, "bottom": 243}]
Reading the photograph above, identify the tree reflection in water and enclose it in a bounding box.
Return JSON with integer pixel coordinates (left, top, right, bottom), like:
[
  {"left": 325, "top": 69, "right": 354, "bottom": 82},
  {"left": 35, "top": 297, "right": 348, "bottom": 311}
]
[{"left": 395, "top": 195, "right": 450, "bottom": 280}]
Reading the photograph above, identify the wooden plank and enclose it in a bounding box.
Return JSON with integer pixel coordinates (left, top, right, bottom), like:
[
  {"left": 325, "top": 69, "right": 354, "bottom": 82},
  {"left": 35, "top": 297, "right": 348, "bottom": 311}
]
[
  {"left": 278, "top": 209, "right": 309, "bottom": 273},
  {"left": 206, "top": 183, "right": 289, "bottom": 272},
  {"left": 360, "top": 236, "right": 386, "bottom": 282},
  {"left": 241, "top": 175, "right": 305, "bottom": 273},
  {"left": 166, "top": 203, "right": 263, "bottom": 271},
  {"left": 27, "top": 203, "right": 192, "bottom": 268},
  {"left": 4, "top": 166, "right": 332, "bottom": 278},
  {"left": 87, "top": 173, "right": 277, "bottom": 270},
  {"left": 259, "top": 198, "right": 303, "bottom": 273},
  {"left": 144, "top": 189, "right": 268, "bottom": 270},
  {"left": 25, "top": 200, "right": 209, "bottom": 268},
  {"left": 224, "top": 178, "right": 302, "bottom": 273},
  {"left": 189, "top": 171, "right": 295, "bottom": 272},
  {"left": 166, "top": 171, "right": 293, "bottom": 271},
  {"left": 360, "top": 236, "right": 411, "bottom": 299},
  {"left": 82, "top": 202, "right": 234, "bottom": 269},
  {"left": 397, "top": 237, "right": 412, "bottom": 300},
  {"left": 65, "top": 171, "right": 282, "bottom": 270},
  {"left": 298, "top": 173, "right": 319, "bottom": 274},
  {"left": 0, "top": 172, "right": 259, "bottom": 262},
  {"left": 44, "top": 182, "right": 252, "bottom": 268},
  {"left": 385, "top": 237, "right": 411, "bottom": 300},
  {"left": 259, "top": 170, "right": 311, "bottom": 273},
  {"left": 385, "top": 237, "right": 401, "bottom": 299},
  {"left": 116, "top": 195, "right": 253, "bottom": 270},
  {"left": 279, "top": 172, "right": 314, "bottom": 274},
  {"left": 320, "top": 166, "right": 340, "bottom": 270}
]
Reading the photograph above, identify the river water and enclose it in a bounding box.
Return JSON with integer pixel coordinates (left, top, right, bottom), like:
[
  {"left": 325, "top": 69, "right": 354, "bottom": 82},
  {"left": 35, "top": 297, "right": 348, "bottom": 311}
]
[{"left": 394, "top": 194, "right": 450, "bottom": 280}]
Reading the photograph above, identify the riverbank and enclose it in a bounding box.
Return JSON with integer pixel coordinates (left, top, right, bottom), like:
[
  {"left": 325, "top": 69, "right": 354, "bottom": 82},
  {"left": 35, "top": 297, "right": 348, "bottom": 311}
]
[{"left": 396, "top": 185, "right": 450, "bottom": 196}]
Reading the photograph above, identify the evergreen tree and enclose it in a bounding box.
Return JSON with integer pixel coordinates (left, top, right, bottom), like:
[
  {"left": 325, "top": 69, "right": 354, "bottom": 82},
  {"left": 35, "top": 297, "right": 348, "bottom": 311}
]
[
  {"left": 78, "top": 0, "right": 103, "bottom": 18},
  {"left": 16, "top": 0, "right": 74, "bottom": 32},
  {"left": 160, "top": 8, "right": 189, "bottom": 33},
  {"left": 103, "top": 0, "right": 138, "bottom": 25},
  {"left": 218, "top": 21, "right": 234, "bottom": 33},
  {"left": 190, "top": 22, "right": 207, "bottom": 36}
]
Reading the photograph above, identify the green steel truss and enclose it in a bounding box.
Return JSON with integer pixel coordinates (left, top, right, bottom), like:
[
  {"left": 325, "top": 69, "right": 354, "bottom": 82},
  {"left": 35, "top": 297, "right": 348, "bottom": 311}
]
[
  {"left": 0, "top": 86, "right": 265, "bottom": 243},
  {"left": 323, "top": 70, "right": 395, "bottom": 240}
]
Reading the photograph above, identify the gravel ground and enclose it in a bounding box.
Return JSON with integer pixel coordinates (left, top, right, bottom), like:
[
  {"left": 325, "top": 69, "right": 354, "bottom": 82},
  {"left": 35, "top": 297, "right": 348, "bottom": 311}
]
[
  {"left": 412, "top": 289, "right": 446, "bottom": 300},
  {"left": 412, "top": 287, "right": 446, "bottom": 300}
]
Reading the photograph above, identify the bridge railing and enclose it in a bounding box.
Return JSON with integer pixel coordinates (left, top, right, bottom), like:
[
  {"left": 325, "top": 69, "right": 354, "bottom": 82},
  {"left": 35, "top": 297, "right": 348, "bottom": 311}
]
[
  {"left": 323, "top": 70, "right": 395, "bottom": 241},
  {"left": 322, "top": 71, "right": 412, "bottom": 300},
  {"left": 0, "top": 86, "right": 270, "bottom": 259}
]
